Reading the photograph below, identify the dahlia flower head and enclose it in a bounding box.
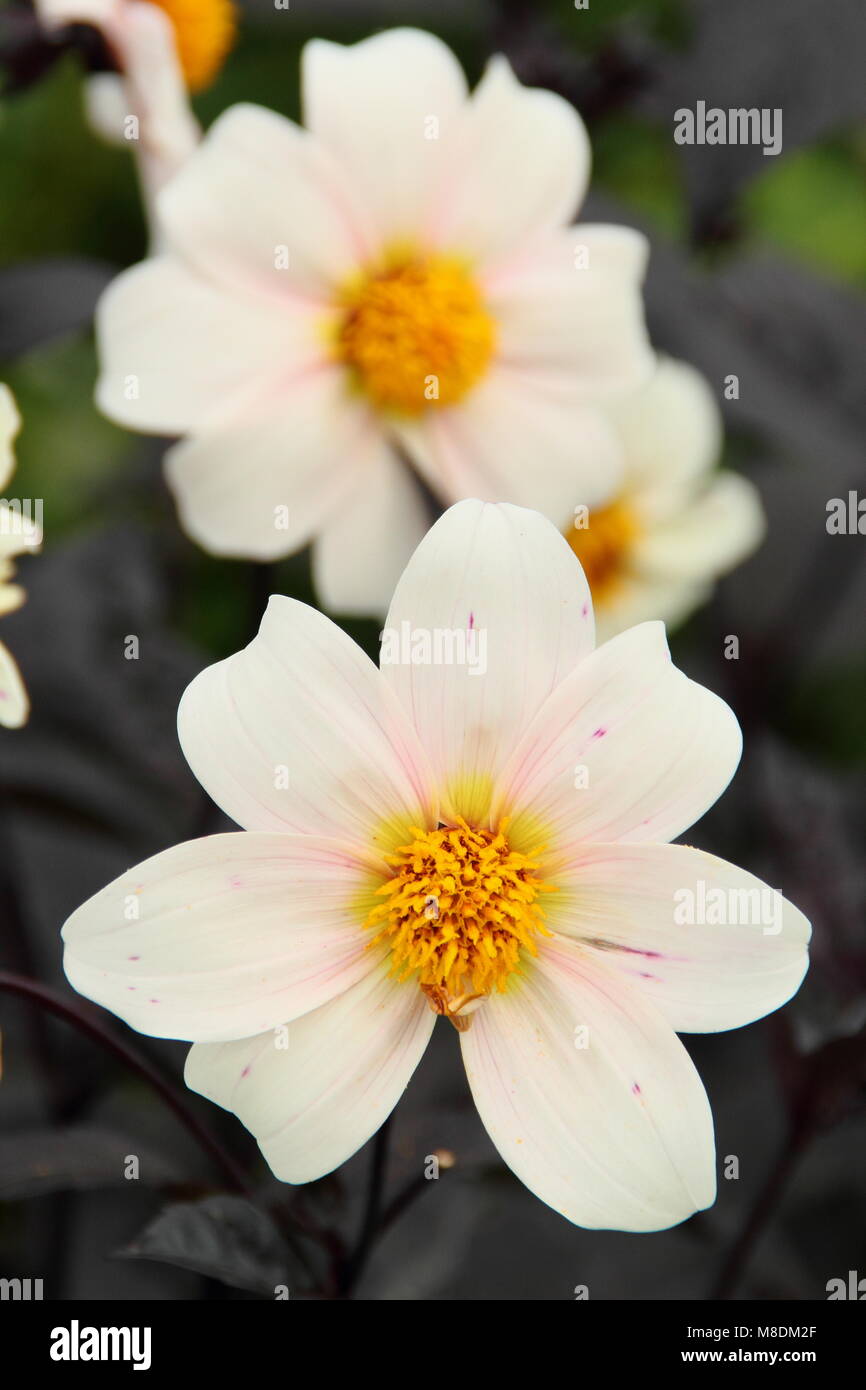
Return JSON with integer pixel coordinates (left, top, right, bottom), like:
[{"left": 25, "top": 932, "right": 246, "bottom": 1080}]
[
  {"left": 95, "top": 27, "right": 658, "bottom": 613},
  {"left": 62, "top": 501, "right": 810, "bottom": 1232},
  {"left": 34, "top": 0, "right": 236, "bottom": 197}
]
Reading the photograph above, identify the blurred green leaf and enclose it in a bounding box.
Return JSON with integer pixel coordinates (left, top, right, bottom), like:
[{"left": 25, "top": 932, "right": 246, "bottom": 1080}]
[
  {"left": 784, "top": 658, "right": 866, "bottom": 767},
  {"left": 2, "top": 334, "right": 130, "bottom": 533},
  {"left": 592, "top": 115, "right": 685, "bottom": 235},
  {"left": 0, "top": 55, "right": 143, "bottom": 267},
  {"left": 742, "top": 139, "right": 866, "bottom": 288}
]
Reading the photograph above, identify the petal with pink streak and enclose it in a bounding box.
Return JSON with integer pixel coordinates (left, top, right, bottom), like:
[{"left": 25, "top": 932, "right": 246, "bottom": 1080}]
[
  {"left": 380, "top": 501, "right": 595, "bottom": 826},
  {"left": 63, "top": 832, "right": 386, "bottom": 1042},
  {"left": 185, "top": 962, "right": 435, "bottom": 1182},
  {"left": 178, "top": 595, "right": 438, "bottom": 847},
  {"left": 491, "top": 621, "right": 742, "bottom": 856},
  {"left": 164, "top": 367, "right": 380, "bottom": 559},
  {"left": 461, "top": 937, "right": 716, "bottom": 1231},
  {"left": 302, "top": 28, "right": 467, "bottom": 251},
  {"left": 547, "top": 842, "right": 810, "bottom": 1033},
  {"left": 427, "top": 56, "right": 590, "bottom": 267}
]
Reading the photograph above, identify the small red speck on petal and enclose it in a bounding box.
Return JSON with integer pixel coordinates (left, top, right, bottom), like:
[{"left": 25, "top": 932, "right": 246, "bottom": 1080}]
[
  {"left": 632, "top": 1083, "right": 642, "bottom": 1095},
  {"left": 241, "top": 1065, "right": 251, "bottom": 1079}
]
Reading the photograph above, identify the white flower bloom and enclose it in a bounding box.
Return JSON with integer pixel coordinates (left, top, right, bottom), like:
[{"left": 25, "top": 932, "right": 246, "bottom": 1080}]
[
  {"left": 62, "top": 500, "right": 809, "bottom": 1232},
  {"left": 34, "top": 0, "right": 235, "bottom": 204},
  {"left": 565, "top": 357, "right": 766, "bottom": 641},
  {"left": 0, "top": 386, "right": 36, "bottom": 729},
  {"left": 95, "top": 28, "right": 654, "bottom": 611}
]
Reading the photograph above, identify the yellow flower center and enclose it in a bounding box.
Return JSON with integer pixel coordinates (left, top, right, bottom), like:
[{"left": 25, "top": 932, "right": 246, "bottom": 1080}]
[
  {"left": 566, "top": 497, "right": 638, "bottom": 603},
  {"left": 150, "top": 0, "right": 238, "bottom": 92},
  {"left": 366, "top": 819, "right": 552, "bottom": 1029},
  {"left": 336, "top": 254, "right": 496, "bottom": 416}
]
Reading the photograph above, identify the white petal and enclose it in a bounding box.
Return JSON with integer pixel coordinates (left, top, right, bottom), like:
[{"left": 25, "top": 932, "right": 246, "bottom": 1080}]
[
  {"left": 548, "top": 842, "right": 810, "bottom": 1033},
  {"left": 62, "top": 833, "right": 384, "bottom": 1042},
  {"left": 0, "top": 384, "right": 21, "bottom": 492},
  {"left": 112, "top": 1, "right": 200, "bottom": 197},
  {"left": 55, "top": 4, "right": 198, "bottom": 213},
  {"left": 157, "top": 102, "right": 367, "bottom": 297},
  {"left": 178, "top": 594, "right": 437, "bottom": 849},
  {"left": 396, "top": 368, "right": 624, "bottom": 526},
  {"left": 428, "top": 57, "right": 590, "bottom": 266},
  {"left": 0, "top": 581, "right": 26, "bottom": 617},
  {"left": 312, "top": 449, "right": 431, "bottom": 617},
  {"left": 185, "top": 964, "right": 435, "bottom": 1182},
  {"left": 83, "top": 73, "right": 129, "bottom": 147},
  {"left": 492, "top": 621, "right": 742, "bottom": 855},
  {"left": 461, "top": 938, "right": 716, "bottom": 1230},
  {"left": 609, "top": 357, "right": 723, "bottom": 518},
  {"left": 380, "top": 500, "right": 595, "bottom": 825},
  {"left": 302, "top": 28, "right": 467, "bottom": 250},
  {"left": 96, "top": 256, "right": 320, "bottom": 435},
  {"left": 164, "top": 369, "right": 378, "bottom": 559},
  {"left": 485, "top": 224, "right": 654, "bottom": 397},
  {"left": 34, "top": 0, "right": 116, "bottom": 25},
  {"left": 632, "top": 471, "right": 766, "bottom": 581},
  {"left": 0, "top": 640, "right": 28, "bottom": 728}
]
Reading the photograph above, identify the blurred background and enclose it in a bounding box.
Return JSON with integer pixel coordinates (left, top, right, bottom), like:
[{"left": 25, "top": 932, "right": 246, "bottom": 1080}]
[{"left": 0, "top": 0, "right": 864, "bottom": 1300}]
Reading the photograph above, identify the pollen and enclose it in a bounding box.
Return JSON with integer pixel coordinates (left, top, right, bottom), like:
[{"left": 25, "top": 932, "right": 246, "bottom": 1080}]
[
  {"left": 566, "top": 497, "right": 638, "bottom": 602},
  {"left": 151, "top": 0, "right": 238, "bottom": 92},
  {"left": 366, "top": 819, "right": 553, "bottom": 1029},
  {"left": 336, "top": 254, "right": 496, "bottom": 416}
]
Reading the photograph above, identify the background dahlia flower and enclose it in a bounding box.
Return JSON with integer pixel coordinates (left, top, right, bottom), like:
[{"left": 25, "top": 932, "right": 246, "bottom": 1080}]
[
  {"left": 62, "top": 501, "right": 810, "bottom": 1232},
  {"left": 0, "top": 385, "right": 38, "bottom": 729},
  {"left": 566, "top": 357, "right": 766, "bottom": 641},
  {"left": 95, "top": 27, "right": 654, "bottom": 614},
  {"left": 34, "top": 0, "right": 236, "bottom": 202}
]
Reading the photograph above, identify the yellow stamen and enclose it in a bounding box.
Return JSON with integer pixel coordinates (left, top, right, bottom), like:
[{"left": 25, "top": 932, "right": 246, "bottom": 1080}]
[
  {"left": 335, "top": 253, "right": 496, "bottom": 416},
  {"left": 367, "top": 818, "right": 553, "bottom": 1028},
  {"left": 566, "top": 497, "right": 638, "bottom": 602},
  {"left": 150, "top": 0, "right": 238, "bottom": 92}
]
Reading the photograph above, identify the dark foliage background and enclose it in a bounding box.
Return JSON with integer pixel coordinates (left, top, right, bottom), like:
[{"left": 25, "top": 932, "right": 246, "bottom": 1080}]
[{"left": 0, "top": 0, "right": 864, "bottom": 1300}]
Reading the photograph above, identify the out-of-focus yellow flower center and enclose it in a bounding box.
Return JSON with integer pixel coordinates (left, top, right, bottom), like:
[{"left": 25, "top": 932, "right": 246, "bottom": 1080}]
[
  {"left": 566, "top": 497, "right": 638, "bottom": 603},
  {"left": 366, "top": 819, "right": 552, "bottom": 1029},
  {"left": 150, "top": 0, "right": 238, "bottom": 92},
  {"left": 336, "top": 254, "right": 496, "bottom": 416}
]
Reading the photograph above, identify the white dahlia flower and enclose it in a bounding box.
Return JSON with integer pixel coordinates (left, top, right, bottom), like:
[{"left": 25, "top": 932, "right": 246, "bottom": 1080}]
[
  {"left": 62, "top": 501, "right": 809, "bottom": 1231},
  {"left": 95, "top": 28, "right": 654, "bottom": 611},
  {"left": 564, "top": 357, "right": 766, "bottom": 641}
]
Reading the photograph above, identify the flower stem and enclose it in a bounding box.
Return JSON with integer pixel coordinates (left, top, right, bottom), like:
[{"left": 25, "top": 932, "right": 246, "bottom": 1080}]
[
  {"left": 0, "top": 970, "right": 252, "bottom": 1198},
  {"left": 336, "top": 1115, "right": 393, "bottom": 1298},
  {"left": 709, "top": 1126, "right": 809, "bottom": 1299}
]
